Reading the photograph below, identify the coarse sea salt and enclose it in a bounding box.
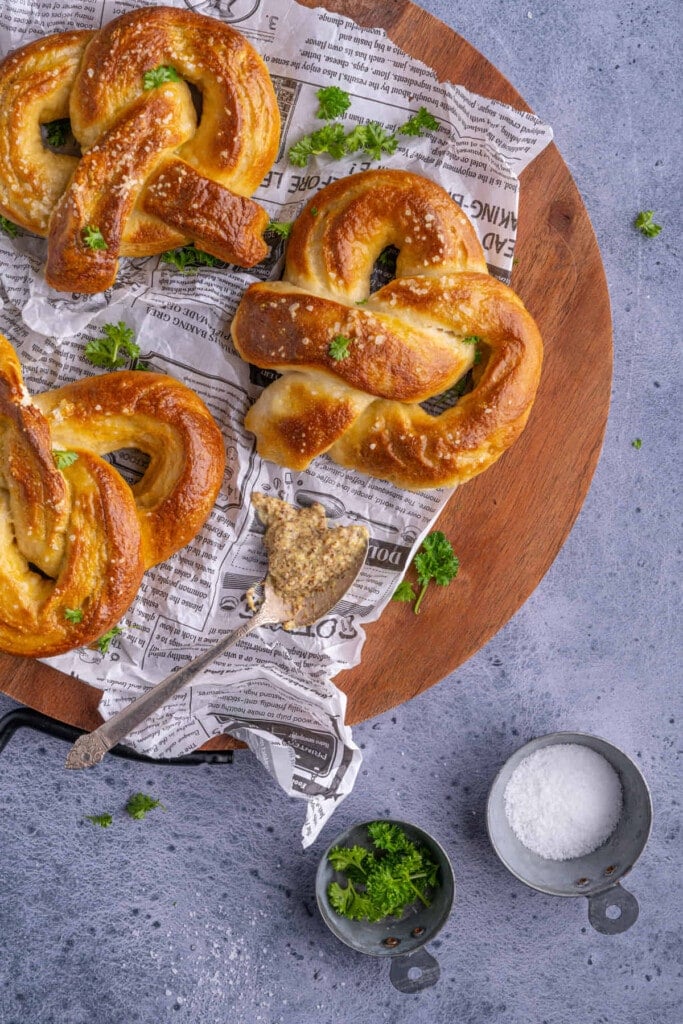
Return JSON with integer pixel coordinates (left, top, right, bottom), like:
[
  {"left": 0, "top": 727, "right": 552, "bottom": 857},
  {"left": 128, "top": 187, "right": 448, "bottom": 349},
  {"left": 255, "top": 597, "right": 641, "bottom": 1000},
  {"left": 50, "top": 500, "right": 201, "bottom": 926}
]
[{"left": 503, "top": 743, "right": 623, "bottom": 860}]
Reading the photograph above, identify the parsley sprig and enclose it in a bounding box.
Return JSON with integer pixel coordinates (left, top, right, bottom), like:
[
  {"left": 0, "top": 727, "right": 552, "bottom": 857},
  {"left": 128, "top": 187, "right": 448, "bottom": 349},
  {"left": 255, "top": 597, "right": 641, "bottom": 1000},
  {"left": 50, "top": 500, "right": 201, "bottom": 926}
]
[
  {"left": 82, "top": 225, "right": 107, "bottom": 250},
  {"left": 316, "top": 85, "right": 352, "bottom": 120},
  {"left": 327, "top": 821, "right": 439, "bottom": 922},
  {"left": 0, "top": 215, "right": 19, "bottom": 238},
  {"left": 634, "top": 210, "right": 662, "bottom": 238},
  {"left": 161, "top": 244, "right": 225, "bottom": 274},
  {"left": 53, "top": 450, "right": 79, "bottom": 470},
  {"left": 85, "top": 322, "right": 140, "bottom": 369},
  {"left": 64, "top": 607, "right": 84, "bottom": 624},
  {"left": 143, "top": 65, "right": 181, "bottom": 90},
  {"left": 266, "top": 220, "right": 293, "bottom": 239},
  {"left": 392, "top": 531, "right": 459, "bottom": 614},
  {"left": 126, "top": 793, "right": 165, "bottom": 820},
  {"left": 44, "top": 118, "right": 71, "bottom": 148},
  {"left": 96, "top": 626, "right": 123, "bottom": 654},
  {"left": 289, "top": 92, "right": 439, "bottom": 167},
  {"left": 85, "top": 813, "right": 113, "bottom": 828},
  {"left": 328, "top": 334, "right": 353, "bottom": 361}
]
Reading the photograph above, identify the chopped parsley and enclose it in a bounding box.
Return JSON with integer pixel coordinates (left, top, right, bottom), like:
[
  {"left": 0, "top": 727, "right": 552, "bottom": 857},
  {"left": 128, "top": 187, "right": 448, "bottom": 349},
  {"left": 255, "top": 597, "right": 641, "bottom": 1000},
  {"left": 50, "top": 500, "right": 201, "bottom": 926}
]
[
  {"left": 96, "top": 626, "right": 123, "bottom": 654},
  {"left": 126, "top": 792, "right": 165, "bottom": 820},
  {"left": 82, "top": 225, "right": 107, "bottom": 250},
  {"left": 85, "top": 321, "right": 140, "bottom": 369},
  {"left": 143, "top": 65, "right": 181, "bottom": 90},
  {"left": 53, "top": 450, "right": 79, "bottom": 470},
  {"left": 316, "top": 85, "right": 351, "bottom": 120},
  {"left": 634, "top": 210, "right": 662, "bottom": 238},
  {"left": 631, "top": 438, "right": 642, "bottom": 449},
  {"left": 0, "top": 215, "right": 19, "bottom": 238},
  {"left": 398, "top": 106, "right": 439, "bottom": 137},
  {"left": 85, "top": 813, "right": 113, "bottom": 828},
  {"left": 44, "top": 118, "right": 70, "bottom": 148},
  {"left": 328, "top": 334, "right": 353, "bottom": 361},
  {"left": 160, "top": 244, "right": 225, "bottom": 274},
  {"left": 64, "top": 607, "right": 84, "bottom": 623},
  {"left": 327, "top": 821, "right": 439, "bottom": 922}
]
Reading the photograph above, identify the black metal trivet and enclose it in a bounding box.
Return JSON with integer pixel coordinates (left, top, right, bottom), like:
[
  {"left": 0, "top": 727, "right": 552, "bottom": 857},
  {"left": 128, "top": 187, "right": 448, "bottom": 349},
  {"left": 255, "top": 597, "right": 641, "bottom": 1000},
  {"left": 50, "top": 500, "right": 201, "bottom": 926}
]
[{"left": 0, "top": 707, "right": 233, "bottom": 764}]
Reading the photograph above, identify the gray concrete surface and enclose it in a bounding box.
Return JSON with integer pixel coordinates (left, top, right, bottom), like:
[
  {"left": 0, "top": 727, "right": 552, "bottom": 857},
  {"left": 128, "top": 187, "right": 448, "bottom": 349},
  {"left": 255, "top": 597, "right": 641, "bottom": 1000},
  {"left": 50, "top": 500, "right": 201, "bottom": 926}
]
[{"left": 0, "top": 2, "right": 680, "bottom": 1022}]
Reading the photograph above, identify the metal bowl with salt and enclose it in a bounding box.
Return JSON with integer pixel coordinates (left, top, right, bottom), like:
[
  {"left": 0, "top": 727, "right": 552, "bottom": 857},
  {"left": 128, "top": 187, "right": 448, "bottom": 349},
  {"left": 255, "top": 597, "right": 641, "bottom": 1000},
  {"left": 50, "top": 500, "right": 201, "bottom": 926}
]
[{"left": 486, "top": 731, "right": 652, "bottom": 934}]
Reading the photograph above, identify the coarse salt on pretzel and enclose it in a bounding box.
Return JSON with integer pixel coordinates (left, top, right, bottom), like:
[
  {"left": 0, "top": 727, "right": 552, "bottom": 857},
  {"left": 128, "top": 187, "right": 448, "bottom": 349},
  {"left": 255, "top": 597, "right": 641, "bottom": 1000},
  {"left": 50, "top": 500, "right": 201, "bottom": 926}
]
[
  {"left": 0, "top": 6, "right": 281, "bottom": 292},
  {"left": 0, "top": 334, "right": 225, "bottom": 657},
  {"left": 232, "top": 169, "right": 543, "bottom": 491}
]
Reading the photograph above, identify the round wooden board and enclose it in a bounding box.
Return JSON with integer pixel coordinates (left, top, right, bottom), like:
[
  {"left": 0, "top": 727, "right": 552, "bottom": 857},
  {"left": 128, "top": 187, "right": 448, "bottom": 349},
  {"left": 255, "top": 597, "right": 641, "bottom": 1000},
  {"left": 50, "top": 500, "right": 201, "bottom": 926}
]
[{"left": 0, "top": 0, "right": 612, "bottom": 750}]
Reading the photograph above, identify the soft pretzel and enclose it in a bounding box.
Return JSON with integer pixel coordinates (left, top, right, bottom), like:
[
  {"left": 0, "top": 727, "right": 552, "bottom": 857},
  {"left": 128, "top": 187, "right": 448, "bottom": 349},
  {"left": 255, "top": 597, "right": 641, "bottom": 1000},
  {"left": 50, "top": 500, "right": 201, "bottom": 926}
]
[
  {"left": 0, "top": 335, "right": 225, "bottom": 657},
  {"left": 0, "top": 6, "right": 280, "bottom": 292},
  {"left": 232, "top": 170, "right": 543, "bottom": 490}
]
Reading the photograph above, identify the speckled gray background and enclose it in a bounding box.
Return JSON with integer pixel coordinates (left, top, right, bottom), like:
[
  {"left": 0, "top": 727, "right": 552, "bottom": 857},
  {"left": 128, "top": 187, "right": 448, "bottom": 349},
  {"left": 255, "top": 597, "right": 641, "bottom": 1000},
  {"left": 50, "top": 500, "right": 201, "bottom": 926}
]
[{"left": 0, "top": 2, "right": 680, "bottom": 1023}]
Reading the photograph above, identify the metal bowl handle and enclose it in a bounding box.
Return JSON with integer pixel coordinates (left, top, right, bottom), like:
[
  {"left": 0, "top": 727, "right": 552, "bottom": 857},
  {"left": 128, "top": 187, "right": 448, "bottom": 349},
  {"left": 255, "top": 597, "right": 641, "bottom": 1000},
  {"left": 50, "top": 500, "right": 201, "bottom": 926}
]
[
  {"left": 587, "top": 883, "right": 639, "bottom": 934},
  {"left": 389, "top": 947, "right": 441, "bottom": 993}
]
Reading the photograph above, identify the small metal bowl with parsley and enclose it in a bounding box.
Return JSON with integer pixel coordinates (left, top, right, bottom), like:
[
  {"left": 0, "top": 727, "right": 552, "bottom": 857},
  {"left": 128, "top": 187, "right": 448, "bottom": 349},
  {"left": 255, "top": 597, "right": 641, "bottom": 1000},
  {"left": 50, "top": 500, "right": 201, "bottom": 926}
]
[{"left": 315, "top": 819, "right": 454, "bottom": 972}]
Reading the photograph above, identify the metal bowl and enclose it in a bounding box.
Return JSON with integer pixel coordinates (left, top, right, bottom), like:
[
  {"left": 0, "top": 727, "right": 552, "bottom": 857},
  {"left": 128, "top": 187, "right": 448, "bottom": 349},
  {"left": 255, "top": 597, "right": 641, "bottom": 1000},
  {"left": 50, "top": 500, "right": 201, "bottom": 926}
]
[
  {"left": 486, "top": 731, "right": 652, "bottom": 933},
  {"left": 316, "top": 819, "right": 455, "bottom": 992}
]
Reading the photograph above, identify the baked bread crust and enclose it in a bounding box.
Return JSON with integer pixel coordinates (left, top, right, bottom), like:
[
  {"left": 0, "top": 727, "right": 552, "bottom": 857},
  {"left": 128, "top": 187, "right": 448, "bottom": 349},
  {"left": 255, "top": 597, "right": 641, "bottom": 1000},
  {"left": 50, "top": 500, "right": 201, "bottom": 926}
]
[
  {"left": 0, "top": 6, "right": 280, "bottom": 291},
  {"left": 232, "top": 169, "right": 543, "bottom": 490},
  {"left": 0, "top": 334, "right": 226, "bottom": 657}
]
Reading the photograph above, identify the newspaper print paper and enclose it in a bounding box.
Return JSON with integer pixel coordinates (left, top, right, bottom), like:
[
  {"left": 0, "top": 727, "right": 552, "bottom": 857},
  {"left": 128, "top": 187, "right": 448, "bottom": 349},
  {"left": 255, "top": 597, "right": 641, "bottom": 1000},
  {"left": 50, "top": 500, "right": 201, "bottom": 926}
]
[{"left": 0, "top": 0, "right": 552, "bottom": 845}]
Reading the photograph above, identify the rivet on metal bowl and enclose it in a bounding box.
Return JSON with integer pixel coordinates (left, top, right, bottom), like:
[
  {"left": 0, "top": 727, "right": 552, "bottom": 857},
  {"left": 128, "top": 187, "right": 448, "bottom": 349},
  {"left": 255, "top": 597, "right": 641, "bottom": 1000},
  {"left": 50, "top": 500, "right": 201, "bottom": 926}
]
[
  {"left": 604, "top": 865, "right": 617, "bottom": 876},
  {"left": 411, "top": 926, "right": 426, "bottom": 937},
  {"left": 383, "top": 937, "right": 401, "bottom": 948},
  {"left": 576, "top": 878, "right": 590, "bottom": 887}
]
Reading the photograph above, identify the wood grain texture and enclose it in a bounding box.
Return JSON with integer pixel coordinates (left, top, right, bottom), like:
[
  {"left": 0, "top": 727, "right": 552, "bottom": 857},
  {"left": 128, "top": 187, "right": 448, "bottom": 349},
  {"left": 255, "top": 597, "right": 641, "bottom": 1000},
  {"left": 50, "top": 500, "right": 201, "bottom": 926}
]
[{"left": 0, "top": 0, "right": 612, "bottom": 749}]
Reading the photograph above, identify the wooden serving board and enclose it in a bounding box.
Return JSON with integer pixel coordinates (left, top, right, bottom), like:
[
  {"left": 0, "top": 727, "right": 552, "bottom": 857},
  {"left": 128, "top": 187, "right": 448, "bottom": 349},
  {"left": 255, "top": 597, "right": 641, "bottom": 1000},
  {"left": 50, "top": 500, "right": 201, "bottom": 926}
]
[{"left": 0, "top": 1, "right": 612, "bottom": 749}]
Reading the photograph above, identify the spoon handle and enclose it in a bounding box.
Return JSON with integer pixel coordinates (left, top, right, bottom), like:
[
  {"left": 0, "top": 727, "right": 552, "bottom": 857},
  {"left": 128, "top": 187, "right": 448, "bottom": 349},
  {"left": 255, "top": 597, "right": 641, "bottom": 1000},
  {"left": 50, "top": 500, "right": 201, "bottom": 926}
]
[{"left": 64, "top": 604, "right": 275, "bottom": 770}]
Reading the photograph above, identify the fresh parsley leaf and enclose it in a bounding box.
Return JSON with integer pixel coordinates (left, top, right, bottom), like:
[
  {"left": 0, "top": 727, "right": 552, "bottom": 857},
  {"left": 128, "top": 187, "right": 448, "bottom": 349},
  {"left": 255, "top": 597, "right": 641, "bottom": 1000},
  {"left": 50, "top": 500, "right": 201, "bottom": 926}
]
[
  {"left": 631, "top": 438, "right": 642, "bottom": 449},
  {"left": 85, "top": 321, "right": 140, "bottom": 369},
  {"left": 328, "top": 334, "right": 353, "bottom": 361},
  {"left": 398, "top": 106, "right": 439, "bottom": 137},
  {"left": 160, "top": 244, "right": 225, "bottom": 274},
  {"left": 367, "top": 821, "right": 412, "bottom": 853},
  {"left": 44, "top": 118, "right": 70, "bottom": 147},
  {"left": 0, "top": 215, "right": 19, "bottom": 238},
  {"left": 412, "top": 531, "right": 459, "bottom": 614},
  {"left": 316, "top": 85, "right": 351, "bottom": 120},
  {"left": 327, "top": 845, "right": 370, "bottom": 882},
  {"left": 64, "top": 607, "right": 84, "bottom": 623},
  {"left": 53, "top": 450, "right": 78, "bottom": 470},
  {"left": 96, "top": 626, "right": 123, "bottom": 654},
  {"left": 355, "top": 298, "right": 368, "bottom": 305},
  {"left": 310, "top": 206, "right": 319, "bottom": 217},
  {"left": 462, "top": 335, "right": 483, "bottom": 345},
  {"left": 392, "top": 580, "right": 415, "bottom": 603},
  {"left": 357, "top": 122, "right": 398, "bottom": 161},
  {"left": 267, "top": 220, "right": 293, "bottom": 239},
  {"left": 85, "top": 813, "right": 113, "bottom": 828},
  {"left": 125, "top": 792, "right": 165, "bottom": 820},
  {"left": 143, "top": 65, "right": 181, "bottom": 90},
  {"left": 634, "top": 210, "right": 662, "bottom": 238},
  {"left": 82, "top": 225, "right": 107, "bottom": 250}
]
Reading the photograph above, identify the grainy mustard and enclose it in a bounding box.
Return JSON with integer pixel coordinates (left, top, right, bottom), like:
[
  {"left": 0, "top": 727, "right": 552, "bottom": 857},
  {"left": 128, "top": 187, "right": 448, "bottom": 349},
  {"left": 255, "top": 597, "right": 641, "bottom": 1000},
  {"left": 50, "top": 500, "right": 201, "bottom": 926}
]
[{"left": 251, "top": 493, "right": 368, "bottom": 627}]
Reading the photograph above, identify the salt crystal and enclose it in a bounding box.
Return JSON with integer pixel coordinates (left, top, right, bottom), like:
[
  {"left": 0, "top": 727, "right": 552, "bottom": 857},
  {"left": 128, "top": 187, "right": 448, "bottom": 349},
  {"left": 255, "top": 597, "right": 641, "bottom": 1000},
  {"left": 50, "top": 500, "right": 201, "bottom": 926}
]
[{"left": 503, "top": 743, "right": 622, "bottom": 860}]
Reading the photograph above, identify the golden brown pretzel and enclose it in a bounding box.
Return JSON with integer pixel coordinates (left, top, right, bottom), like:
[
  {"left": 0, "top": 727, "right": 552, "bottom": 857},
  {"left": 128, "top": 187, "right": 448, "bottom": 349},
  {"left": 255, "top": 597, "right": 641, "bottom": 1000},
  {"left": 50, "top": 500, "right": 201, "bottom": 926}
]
[
  {"left": 232, "top": 170, "right": 543, "bottom": 491},
  {"left": 0, "top": 6, "right": 280, "bottom": 292},
  {"left": 0, "top": 335, "right": 225, "bottom": 657}
]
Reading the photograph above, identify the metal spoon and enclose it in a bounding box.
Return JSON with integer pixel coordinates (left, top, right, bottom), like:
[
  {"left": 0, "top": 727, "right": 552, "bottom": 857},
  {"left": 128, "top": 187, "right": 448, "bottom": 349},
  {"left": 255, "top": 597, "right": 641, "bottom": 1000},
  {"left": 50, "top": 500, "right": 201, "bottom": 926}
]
[{"left": 64, "top": 538, "right": 368, "bottom": 770}]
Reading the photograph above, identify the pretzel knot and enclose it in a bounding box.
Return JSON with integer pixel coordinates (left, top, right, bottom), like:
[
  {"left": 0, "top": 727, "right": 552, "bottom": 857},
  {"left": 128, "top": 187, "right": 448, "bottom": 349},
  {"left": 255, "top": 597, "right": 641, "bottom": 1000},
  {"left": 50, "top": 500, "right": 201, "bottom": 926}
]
[
  {"left": 0, "top": 6, "right": 280, "bottom": 293},
  {"left": 0, "top": 335, "right": 225, "bottom": 657},
  {"left": 231, "top": 170, "right": 544, "bottom": 491}
]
